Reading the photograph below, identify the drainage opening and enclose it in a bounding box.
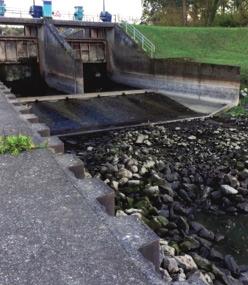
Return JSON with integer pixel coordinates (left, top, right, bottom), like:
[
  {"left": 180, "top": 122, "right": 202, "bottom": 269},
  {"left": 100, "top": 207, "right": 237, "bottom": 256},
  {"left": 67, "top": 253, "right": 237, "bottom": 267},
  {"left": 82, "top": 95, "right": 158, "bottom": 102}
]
[{"left": 83, "top": 63, "right": 136, "bottom": 93}]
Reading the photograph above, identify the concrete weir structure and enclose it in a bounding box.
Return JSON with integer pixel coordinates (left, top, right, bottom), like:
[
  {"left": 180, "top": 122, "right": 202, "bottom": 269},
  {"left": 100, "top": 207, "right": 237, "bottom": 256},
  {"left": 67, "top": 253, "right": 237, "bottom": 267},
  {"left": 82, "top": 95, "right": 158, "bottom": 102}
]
[
  {"left": 0, "top": 83, "right": 165, "bottom": 284},
  {"left": 0, "top": 17, "right": 241, "bottom": 115}
]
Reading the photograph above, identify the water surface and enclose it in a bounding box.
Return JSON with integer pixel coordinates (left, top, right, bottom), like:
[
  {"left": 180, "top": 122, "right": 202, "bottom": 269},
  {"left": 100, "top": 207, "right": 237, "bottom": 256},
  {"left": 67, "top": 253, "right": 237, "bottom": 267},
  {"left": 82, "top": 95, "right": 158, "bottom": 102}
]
[{"left": 197, "top": 213, "right": 248, "bottom": 264}]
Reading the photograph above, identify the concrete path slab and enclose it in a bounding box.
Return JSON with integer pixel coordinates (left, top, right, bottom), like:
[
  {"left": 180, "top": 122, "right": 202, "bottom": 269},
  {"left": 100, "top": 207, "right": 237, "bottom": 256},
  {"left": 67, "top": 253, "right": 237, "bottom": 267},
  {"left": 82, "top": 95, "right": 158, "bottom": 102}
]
[{"left": 0, "top": 149, "right": 163, "bottom": 285}]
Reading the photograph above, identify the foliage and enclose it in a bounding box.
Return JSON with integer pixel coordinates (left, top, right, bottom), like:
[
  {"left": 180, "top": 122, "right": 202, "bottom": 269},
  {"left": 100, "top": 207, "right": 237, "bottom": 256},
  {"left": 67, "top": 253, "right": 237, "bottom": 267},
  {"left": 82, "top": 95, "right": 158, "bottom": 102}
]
[
  {"left": 0, "top": 27, "right": 24, "bottom": 36},
  {"left": 214, "top": 10, "right": 248, "bottom": 26},
  {"left": 142, "top": 0, "right": 248, "bottom": 26},
  {"left": 227, "top": 96, "right": 248, "bottom": 117},
  {"left": 135, "top": 25, "right": 248, "bottom": 84},
  {"left": 0, "top": 135, "right": 36, "bottom": 156}
]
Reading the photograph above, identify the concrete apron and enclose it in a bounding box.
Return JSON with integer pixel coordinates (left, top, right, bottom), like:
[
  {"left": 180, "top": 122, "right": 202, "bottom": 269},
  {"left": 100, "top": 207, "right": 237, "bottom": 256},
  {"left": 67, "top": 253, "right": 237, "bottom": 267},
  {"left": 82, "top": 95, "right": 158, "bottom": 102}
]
[
  {"left": 25, "top": 91, "right": 232, "bottom": 137},
  {"left": 57, "top": 104, "right": 233, "bottom": 138}
]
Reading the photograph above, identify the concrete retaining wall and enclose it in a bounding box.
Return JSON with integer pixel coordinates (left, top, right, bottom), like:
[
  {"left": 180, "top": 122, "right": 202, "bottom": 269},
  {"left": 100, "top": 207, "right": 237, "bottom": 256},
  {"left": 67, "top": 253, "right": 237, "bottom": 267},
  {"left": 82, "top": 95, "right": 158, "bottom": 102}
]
[
  {"left": 38, "top": 20, "right": 84, "bottom": 94},
  {"left": 106, "top": 26, "right": 240, "bottom": 111}
]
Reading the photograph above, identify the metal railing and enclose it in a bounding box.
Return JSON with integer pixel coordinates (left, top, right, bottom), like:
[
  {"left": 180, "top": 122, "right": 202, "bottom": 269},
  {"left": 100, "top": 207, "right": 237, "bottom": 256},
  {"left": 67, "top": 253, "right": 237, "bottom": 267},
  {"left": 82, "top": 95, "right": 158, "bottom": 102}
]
[{"left": 119, "top": 21, "right": 155, "bottom": 58}]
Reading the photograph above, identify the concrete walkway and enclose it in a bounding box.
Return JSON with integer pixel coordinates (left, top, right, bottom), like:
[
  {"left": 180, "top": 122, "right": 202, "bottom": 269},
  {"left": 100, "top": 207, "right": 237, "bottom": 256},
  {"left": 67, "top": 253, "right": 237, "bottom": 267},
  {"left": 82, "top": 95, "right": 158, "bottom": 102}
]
[{"left": 0, "top": 84, "right": 164, "bottom": 284}]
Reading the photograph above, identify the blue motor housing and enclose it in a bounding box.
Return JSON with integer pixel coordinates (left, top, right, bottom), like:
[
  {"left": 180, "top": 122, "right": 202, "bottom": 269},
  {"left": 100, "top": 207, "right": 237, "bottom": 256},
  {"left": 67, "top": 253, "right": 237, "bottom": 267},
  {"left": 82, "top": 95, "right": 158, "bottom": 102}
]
[
  {"left": 0, "top": 0, "right": 6, "bottom": 17},
  {"left": 43, "top": 0, "right": 52, "bottom": 18},
  {"left": 74, "top": 6, "right": 84, "bottom": 21},
  {"left": 29, "top": 5, "right": 43, "bottom": 18},
  {"left": 100, "top": 11, "right": 112, "bottom": 22}
]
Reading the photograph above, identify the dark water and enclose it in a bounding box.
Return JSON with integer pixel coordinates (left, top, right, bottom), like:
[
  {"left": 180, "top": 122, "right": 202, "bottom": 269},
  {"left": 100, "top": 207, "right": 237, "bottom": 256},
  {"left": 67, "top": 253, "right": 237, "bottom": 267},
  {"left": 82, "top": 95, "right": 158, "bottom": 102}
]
[
  {"left": 2, "top": 63, "right": 60, "bottom": 98},
  {"left": 197, "top": 213, "right": 248, "bottom": 264},
  {"left": 83, "top": 63, "right": 134, "bottom": 93},
  {"left": 2, "top": 62, "right": 133, "bottom": 97}
]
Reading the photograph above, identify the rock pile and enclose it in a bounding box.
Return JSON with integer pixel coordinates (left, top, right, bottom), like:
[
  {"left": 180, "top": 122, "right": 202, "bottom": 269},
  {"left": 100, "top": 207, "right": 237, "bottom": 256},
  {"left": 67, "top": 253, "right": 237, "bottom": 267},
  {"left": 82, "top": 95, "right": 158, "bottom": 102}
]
[{"left": 64, "top": 118, "right": 248, "bottom": 284}]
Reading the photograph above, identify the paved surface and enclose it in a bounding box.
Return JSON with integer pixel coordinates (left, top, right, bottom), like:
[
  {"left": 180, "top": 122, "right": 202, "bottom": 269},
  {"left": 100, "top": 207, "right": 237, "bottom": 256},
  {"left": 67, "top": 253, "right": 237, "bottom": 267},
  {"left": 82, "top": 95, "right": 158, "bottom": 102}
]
[
  {"left": 30, "top": 92, "right": 202, "bottom": 135},
  {"left": 0, "top": 150, "right": 162, "bottom": 285},
  {"left": 0, "top": 88, "right": 164, "bottom": 284}
]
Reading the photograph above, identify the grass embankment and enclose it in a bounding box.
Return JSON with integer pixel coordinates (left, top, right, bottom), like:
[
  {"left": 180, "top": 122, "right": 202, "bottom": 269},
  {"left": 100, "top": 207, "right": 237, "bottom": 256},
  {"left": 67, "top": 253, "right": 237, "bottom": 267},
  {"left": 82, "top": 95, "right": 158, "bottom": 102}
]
[{"left": 136, "top": 25, "right": 248, "bottom": 84}]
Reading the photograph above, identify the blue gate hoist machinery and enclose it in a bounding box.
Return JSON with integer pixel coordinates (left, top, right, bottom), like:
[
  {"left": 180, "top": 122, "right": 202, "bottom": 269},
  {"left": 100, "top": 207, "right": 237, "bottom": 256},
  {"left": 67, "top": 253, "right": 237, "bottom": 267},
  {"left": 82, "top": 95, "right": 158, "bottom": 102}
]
[
  {"left": 30, "top": 0, "right": 52, "bottom": 18},
  {"left": 0, "top": 0, "right": 6, "bottom": 17},
  {"left": 74, "top": 6, "right": 84, "bottom": 21},
  {"left": 100, "top": 0, "right": 112, "bottom": 22}
]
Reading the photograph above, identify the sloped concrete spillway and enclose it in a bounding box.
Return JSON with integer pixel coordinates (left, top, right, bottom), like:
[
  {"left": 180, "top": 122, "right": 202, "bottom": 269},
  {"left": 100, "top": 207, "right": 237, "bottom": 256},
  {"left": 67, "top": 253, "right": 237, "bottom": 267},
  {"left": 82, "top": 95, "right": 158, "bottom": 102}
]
[{"left": 30, "top": 92, "right": 202, "bottom": 136}]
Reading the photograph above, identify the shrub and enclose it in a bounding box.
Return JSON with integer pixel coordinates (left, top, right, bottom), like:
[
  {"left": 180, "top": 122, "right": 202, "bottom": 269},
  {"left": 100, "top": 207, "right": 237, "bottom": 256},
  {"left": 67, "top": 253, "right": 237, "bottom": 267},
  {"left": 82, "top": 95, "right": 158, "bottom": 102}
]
[
  {"left": 214, "top": 13, "right": 248, "bottom": 27},
  {"left": 0, "top": 135, "right": 36, "bottom": 156}
]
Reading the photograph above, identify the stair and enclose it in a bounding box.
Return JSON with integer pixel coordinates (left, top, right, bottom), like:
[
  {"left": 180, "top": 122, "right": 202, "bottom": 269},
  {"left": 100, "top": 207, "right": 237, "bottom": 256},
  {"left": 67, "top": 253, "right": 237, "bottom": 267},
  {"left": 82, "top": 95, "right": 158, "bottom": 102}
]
[{"left": 119, "top": 21, "right": 156, "bottom": 58}]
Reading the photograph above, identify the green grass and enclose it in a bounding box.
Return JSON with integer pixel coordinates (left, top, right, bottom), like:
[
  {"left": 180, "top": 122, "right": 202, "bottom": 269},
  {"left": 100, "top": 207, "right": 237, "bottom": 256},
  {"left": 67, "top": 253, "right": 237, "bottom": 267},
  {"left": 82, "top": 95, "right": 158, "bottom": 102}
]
[
  {"left": 135, "top": 25, "right": 248, "bottom": 84},
  {"left": 227, "top": 96, "right": 248, "bottom": 117}
]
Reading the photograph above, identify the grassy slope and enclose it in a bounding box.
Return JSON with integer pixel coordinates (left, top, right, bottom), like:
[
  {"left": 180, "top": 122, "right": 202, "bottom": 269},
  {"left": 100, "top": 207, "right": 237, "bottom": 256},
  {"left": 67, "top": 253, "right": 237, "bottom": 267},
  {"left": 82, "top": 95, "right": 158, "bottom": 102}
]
[{"left": 136, "top": 25, "right": 248, "bottom": 84}]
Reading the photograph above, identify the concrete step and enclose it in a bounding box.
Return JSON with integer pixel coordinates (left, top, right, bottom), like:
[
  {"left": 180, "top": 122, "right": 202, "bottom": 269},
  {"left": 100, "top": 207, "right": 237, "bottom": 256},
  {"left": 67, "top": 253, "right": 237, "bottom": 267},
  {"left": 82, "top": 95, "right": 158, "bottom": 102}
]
[
  {"left": 73, "top": 178, "right": 162, "bottom": 282},
  {"left": 55, "top": 153, "right": 85, "bottom": 178},
  {"left": 111, "top": 215, "right": 161, "bottom": 271}
]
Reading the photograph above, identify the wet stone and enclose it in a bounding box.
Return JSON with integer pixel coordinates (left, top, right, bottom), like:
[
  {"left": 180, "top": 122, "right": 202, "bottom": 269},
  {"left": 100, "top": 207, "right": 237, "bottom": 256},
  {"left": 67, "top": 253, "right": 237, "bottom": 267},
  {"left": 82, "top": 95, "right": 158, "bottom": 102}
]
[
  {"left": 63, "top": 118, "right": 248, "bottom": 281},
  {"left": 221, "top": 185, "right": 239, "bottom": 195},
  {"left": 224, "top": 255, "right": 240, "bottom": 277},
  {"left": 175, "top": 255, "right": 198, "bottom": 272},
  {"left": 163, "top": 256, "right": 179, "bottom": 274}
]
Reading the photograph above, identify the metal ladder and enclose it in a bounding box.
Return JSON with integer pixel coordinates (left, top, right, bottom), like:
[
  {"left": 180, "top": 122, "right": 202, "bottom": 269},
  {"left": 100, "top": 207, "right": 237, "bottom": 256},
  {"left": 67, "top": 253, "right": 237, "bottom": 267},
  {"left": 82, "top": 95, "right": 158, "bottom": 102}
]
[{"left": 119, "top": 21, "right": 156, "bottom": 58}]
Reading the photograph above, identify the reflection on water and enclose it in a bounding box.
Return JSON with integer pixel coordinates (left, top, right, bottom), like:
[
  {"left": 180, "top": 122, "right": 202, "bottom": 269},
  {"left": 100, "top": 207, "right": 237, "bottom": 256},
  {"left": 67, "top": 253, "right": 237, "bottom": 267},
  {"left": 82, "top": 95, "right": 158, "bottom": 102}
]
[{"left": 197, "top": 213, "right": 248, "bottom": 264}]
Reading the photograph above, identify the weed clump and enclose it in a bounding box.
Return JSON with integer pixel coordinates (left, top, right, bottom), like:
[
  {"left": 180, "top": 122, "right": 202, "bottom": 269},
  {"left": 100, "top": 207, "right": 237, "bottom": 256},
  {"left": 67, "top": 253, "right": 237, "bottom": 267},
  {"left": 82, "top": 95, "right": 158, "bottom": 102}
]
[{"left": 0, "top": 135, "right": 35, "bottom": 156}]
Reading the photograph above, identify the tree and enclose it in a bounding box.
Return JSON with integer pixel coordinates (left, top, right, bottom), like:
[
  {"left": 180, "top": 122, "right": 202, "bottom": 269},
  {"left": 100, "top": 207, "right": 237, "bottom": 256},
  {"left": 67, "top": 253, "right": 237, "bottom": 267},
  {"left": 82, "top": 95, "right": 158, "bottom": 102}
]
[
  {"left": 182, "top": 0, "right": 188, "bottom": 25},
  {"left": 142, "top": 0, "right": 190, "bottom": 26},
  {"left": 142, "top": 0, "right": 248, "bottom": 26}
]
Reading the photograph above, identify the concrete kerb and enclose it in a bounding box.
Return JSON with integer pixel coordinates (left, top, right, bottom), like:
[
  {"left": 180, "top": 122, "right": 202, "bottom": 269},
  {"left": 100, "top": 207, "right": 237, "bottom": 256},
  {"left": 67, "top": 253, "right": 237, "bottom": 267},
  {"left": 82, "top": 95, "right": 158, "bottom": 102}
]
[
  {"left": 5, "top": 92, "right": 64, "bottom": 154},
  {"left": 56, "top": 158, "right": 162, "bottom": 279},
  {"left": 0, "top": 83, "right": 164, "bottom": 284},
  {"left": 73, "top": 178, "right": 163, "bottom": 284}
]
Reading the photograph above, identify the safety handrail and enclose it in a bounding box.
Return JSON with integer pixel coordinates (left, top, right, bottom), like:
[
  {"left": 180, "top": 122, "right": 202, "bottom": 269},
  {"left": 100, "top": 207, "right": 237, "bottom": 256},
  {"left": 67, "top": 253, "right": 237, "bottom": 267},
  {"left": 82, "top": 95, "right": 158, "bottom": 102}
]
[{"left": 119, "top": 21, "right": 155, "bottom": 58}]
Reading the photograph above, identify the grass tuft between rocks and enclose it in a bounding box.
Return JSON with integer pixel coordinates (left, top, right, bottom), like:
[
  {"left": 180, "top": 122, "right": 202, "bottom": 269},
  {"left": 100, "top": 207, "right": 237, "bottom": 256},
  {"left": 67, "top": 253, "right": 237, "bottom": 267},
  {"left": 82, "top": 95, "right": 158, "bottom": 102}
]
[
  {"left": 0, "top": 135, "right": 37, "bottom": 156},
  {"left": 227, "top": 96, "right": 248, "bottom": 117}
]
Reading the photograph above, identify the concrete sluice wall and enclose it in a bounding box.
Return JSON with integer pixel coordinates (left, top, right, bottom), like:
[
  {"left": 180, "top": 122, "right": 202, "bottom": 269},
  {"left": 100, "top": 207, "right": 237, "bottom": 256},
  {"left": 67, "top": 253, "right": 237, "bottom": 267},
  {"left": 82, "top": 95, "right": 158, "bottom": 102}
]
[
  {"left": 38, "top": 20, "right": 84, "bottom": 94},
  {"left": 107, "top": 26, "right": 241, "bottom": 114}
]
